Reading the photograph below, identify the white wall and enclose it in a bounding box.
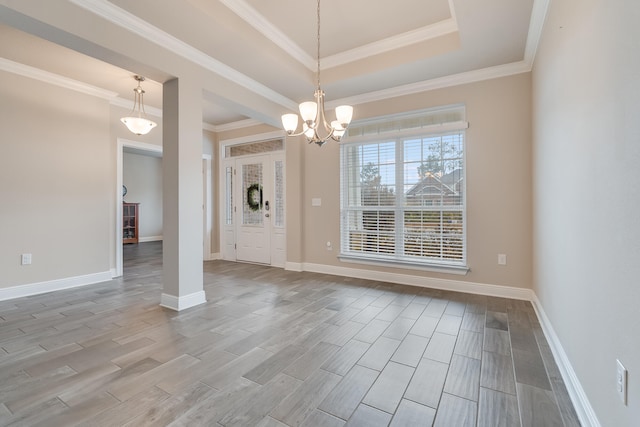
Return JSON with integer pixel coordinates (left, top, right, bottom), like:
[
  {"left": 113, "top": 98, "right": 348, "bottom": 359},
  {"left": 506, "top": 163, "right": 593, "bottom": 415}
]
[
  {"left": 532, "top": 0, "right": 640, "bottom": 425},
  {"left": 123, "top": 152, "right": 163, "bottom": 240}
]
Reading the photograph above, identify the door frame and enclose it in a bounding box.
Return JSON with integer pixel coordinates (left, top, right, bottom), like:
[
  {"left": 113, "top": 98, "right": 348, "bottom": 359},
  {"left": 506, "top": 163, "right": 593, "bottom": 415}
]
[
  {"left": 114, "top": 138, "right": 213, "bottom": 277},
  {"left": 218, "top": 131, "right": 286, "bottom": 267}
]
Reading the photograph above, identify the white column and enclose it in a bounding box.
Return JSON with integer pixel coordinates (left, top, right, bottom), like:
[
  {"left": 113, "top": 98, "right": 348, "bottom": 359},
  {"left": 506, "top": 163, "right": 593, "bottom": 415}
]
[{"left": 160, "top": 78, "right": 206, "bottom": 311}]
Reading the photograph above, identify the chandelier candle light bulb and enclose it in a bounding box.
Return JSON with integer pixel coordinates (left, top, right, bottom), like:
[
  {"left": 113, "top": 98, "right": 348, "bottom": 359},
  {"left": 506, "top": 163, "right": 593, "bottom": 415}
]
[{"left": 281, "top": 0, "right": 353, "bottom": 146}]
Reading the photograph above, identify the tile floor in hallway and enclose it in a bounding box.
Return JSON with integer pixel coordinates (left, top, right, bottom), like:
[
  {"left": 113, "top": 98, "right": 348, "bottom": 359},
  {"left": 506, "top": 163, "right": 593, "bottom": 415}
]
[{"left": 0, "top": 242, "right": 580, "bottom": 426}]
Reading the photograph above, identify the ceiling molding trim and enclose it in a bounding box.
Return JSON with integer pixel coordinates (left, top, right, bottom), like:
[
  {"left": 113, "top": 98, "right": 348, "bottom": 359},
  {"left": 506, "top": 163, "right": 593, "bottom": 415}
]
[
  {"left": 219, "top": 0, "right": 315, "bottom": 70},
  {"left": 203, "top": 123, "right": 217, "bottom": 133},
  {"left": 322, "top": 19, "right": 458, "bottom": 70},
  {"left": 447, "top": 0, "right": 458, "bottom": 24},
  {"left": 220, "top": 0, "right": 457, "bottom": 71},
  {"left": 69, "top": 0, "right": 297, "bottom": 110},
  {"left": 328, "top": 61, "right": 532, "bottom": 108},
  {"left": 110, "top": 96, "right": 163, "bottom": 118},
  {"left": 524, "top": 0, "right": 552, "bottom": 66},
  {"left": 0, "top": 57, "right": 118, "bottom": 100},
  {"left": 219, "top": 129, "right": 286, "bottom": 146},
  {"left": 209, "top": 118, "right": 263, "bottom": 133}
]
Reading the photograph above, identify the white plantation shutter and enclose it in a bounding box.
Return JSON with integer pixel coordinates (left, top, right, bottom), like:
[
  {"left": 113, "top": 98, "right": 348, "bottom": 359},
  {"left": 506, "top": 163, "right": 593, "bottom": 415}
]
[{"left": 340, "top": 108, "right": 467, "bottom": 270}]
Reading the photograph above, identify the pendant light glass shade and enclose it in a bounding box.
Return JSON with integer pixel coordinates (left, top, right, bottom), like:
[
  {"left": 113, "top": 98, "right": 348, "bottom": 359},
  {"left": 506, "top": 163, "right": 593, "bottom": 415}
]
[
  {"left": 121, "top": 75, "right": 157, "bottom": 136},
  {"left": 280, "top": 0, "right": 353, "bottom": 146},
  {"left": 120, "top": 116, "right": 157, "bottom": 135}
]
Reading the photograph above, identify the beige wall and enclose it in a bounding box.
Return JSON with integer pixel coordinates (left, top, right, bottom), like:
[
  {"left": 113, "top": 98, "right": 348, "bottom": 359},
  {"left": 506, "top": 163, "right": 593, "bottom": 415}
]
[
  {"left": 0, "top": 71, "right": 112, "bottom": 288},
  {"left": 123, "top": 152, "right": 163, "bottom": 239},
  {"left": 300, "top": 73, "right": 532, "bottom": 289},
  {"left": 532, "top": 0, "right": 640, "bottom": 424}
]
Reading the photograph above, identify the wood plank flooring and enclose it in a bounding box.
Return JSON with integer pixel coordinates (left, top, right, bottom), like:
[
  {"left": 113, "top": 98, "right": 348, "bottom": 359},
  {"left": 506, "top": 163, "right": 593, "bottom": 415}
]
[{"left": 0, "top": 242, "right": 581, "bottom": 426}]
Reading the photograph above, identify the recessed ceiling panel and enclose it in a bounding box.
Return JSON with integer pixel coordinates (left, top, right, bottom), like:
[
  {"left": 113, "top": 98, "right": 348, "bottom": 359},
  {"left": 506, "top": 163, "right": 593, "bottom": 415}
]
[{"left": 245, "top": 0, "right": 451, "bottom": 57}]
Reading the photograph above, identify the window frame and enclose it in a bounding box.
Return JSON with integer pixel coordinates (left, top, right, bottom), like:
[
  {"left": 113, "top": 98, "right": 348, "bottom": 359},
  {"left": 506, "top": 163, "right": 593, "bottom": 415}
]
[{"left": 339, "top": 124, "right": 469, "bottom": 275}]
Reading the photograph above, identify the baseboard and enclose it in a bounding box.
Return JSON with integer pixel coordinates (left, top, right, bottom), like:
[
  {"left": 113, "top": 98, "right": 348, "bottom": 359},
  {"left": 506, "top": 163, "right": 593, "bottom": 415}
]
[
  {"left": 300, "top": 262, "right": 533, "bottom": 300},
  {"left": 531, "top": 294, "right": 601, "bottom": 427},
  {"left": 160, "top": 290, "right": 207, "bottom": 311},
  {"left": 0, "top": 271, "right": 113, "bottom": 302},
  {"left": 204, "top": 252, "right": 221, "bottom": 261},
  {"left": 284, "top": 262, "right": 303, "bottom": 272},
  {"left": 138, "top": 236, "right": 163, "bottom": 243}
]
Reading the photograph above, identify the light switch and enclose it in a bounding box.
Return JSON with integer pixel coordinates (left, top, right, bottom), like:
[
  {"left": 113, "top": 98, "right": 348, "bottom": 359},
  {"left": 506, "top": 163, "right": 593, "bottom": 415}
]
[{"left": 312, "top": 198, "right": 322, "bottom": 206}]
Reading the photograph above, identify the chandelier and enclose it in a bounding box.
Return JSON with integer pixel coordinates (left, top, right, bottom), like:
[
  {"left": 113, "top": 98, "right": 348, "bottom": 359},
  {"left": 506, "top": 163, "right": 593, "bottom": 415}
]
[
  {"left": 281, "top": 0, "right": 353, "bottom": 146},
  {"left": 120, "top": 75, "right": 157, "bottom": 135}
]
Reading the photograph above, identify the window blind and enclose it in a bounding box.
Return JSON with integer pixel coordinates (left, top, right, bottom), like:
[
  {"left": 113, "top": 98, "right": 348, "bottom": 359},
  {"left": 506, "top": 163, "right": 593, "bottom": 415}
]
[{"left": 340, "top": 108, "right": 466, "bottom": 269}]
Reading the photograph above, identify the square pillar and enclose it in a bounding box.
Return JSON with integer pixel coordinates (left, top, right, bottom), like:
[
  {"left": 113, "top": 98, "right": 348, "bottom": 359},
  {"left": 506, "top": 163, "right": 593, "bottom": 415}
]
[{"left": 160, "top": 78, "right": 206, "bottom": 310}]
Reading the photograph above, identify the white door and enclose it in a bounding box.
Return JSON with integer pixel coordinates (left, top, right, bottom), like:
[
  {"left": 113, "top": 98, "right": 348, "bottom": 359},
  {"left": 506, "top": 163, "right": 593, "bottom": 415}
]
[{"left": 236, "top": 156, "right": 271, "bottom": 264}]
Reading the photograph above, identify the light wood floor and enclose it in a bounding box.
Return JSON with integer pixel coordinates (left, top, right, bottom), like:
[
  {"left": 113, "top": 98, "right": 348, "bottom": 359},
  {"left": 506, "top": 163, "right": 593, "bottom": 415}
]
[{"left": 0, "top": 242, "right": 580, "bottom": 426}]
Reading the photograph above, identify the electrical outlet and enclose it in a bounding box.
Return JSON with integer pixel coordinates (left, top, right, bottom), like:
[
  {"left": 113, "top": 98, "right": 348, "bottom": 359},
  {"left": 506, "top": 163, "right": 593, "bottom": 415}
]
[
  {"left": 21, "top": 253, "right": 32, "bottom": 265},
  {"left": 617, "top": 359, "right": 627, "bottom": 405},
  {"left": 498, "top": 254, "right": 507, "bottom": 265},
  {"left": 326, "top": 241, "right": 333, "bottom": 251}
]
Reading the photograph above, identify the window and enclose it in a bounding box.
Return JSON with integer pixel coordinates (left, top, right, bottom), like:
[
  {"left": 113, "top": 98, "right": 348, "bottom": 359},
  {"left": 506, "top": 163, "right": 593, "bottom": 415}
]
[{"left": 340, "top": 122, "right": 466, "bottom": 271}]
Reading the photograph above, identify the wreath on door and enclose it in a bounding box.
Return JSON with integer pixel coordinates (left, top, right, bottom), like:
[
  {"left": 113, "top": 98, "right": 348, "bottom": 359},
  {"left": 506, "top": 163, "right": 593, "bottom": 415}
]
[{"left": 246, "top": 183, "right": 263, "bottom": 211}]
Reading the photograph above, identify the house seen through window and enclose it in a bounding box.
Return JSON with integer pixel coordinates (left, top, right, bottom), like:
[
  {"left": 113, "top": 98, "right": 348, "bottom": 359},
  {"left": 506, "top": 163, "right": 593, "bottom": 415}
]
[{"left": 340, "top": 107, "right": 467, "bottom": 270}]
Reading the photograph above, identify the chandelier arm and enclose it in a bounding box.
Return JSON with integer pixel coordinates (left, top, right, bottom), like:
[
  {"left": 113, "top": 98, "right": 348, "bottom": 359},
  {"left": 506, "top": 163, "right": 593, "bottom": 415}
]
[{"left": 281, "top": 0, "right": 352, "bottom": 146}]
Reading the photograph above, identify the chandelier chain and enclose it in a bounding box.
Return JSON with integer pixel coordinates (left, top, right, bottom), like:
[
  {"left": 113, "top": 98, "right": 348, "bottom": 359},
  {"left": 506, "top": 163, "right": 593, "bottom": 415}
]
[
  {"left": 280, "top": 0, "right": 353, "bottom": 145},
  {"left": 316, "top": 0, "right": 321, "bottom": 91}
]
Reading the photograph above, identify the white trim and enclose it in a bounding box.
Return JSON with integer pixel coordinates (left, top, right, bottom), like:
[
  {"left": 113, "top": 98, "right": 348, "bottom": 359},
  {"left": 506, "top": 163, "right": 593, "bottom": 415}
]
[
  {"left": 284, "top": 262, "right": 303, "bottom": 272},
  {"left": 203, "top": 154, "right": 213, "bottom": 262},
  {"left": 322, "top": 19, "right": 458, "bottom": 70},
  {"left": 0, "top": 271, "right": 112, "bottom": 302},
  {"left": 338, "top": 255, "right": 469, "bottom": 276},
  {"left": 219, "top": 130, "right": 286, "bottom": 147},
  {"left": 531, "top": 295, "right": 602, "bottom": 427},
  {"left": 205, "top": 252, "right": 222, "bottom": 261},
  {"left": 345, "top": 121, "right": 469, "bottom": 144},
  {"left": 524, "top": 0, "right": 552, "bottom": 66},
  {"left": 220, "top": 0, "right": 457, "bottom": 71},
  {"left": 0, "top": 57, "right": 118, "bottom": 100},
  {"left": 110, "top": 96, "right": 163, "bottom": 118},
  {"left": 299, "top": 262, "right": 533, "bottom": 301},
  {"left": 211, "top": 119, "right": 263, "bottom": 133},
  {"left": 138, "top": 235, "right": 163, "bottom": 243},
  {"left": 219, "top": 0, "right": 314, "bottom": 70},
  {"left": 160, "top": 290, "right": 207, "bottom": 311},
  {"left": 331, "top": 61, "right": 532, "bottom": 108},
  {"left": 70, "top": 0, "right": 297, "bottom": 111},
  {"left": 116, "top": 138, "right": 164, "bottom": 277}
]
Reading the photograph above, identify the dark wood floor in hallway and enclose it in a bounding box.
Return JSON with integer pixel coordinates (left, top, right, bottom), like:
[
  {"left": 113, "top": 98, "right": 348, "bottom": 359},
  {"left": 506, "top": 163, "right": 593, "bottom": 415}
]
[{"left": 0, "top": 242, "right": 580, "bottom": 426}]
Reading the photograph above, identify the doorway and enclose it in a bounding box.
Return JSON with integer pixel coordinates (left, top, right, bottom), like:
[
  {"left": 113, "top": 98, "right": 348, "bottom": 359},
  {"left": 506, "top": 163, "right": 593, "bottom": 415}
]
[
  {"left": 115, "top": 138, "right": 213, "bottom": 277},
  {"left": 220, "top": 134, "right": 286, "bottom": 267}
]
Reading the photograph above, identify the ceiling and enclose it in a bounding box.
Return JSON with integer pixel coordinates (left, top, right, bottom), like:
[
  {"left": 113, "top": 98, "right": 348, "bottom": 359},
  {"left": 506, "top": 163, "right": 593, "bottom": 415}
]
[{"left": 0, "top": 0, "right": 544, "bottom": 130}]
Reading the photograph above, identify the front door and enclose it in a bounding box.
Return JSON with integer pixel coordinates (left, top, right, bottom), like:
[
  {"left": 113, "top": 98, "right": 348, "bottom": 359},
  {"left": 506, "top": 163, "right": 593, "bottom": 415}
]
[{"left": 236, "top": 155, "right": 271, "bottom": 264}]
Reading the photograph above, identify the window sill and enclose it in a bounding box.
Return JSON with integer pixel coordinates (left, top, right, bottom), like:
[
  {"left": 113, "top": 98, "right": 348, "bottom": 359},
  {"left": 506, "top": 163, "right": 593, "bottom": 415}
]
[{"left": 338, "top": 253, "right": 470, "bottom": 276}]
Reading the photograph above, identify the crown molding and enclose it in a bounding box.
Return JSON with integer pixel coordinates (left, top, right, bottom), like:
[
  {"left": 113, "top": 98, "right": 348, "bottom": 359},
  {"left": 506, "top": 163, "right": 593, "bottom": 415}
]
[
  {"left": 203, "top": 118, "right": 264, "bottom": 133},
  {"left": 524, "top": 0, "right": 552, "bottom": 66},
  {"left": 0, "top": 57, "right": 118, "bottom": 100},
  {"left": 69, "top": 0, "right": 297, "bottom": 111},
  {"left": 220, "top": 0, "right": 458, "bottom": 72},
  {"left": 110, "top": 96, "right": 163, "bottom": 118},
  {"left": 22, "top": 0, "right": 549, "bottom": 130},
  {"left": 219, "top": 0, "right": 315, "bottom": 70},
  {"left": 322, "top": 19, "right": 458, "bottom": 70},
  {"left": 327, "top": 61, "right": 532, "bottom": 108}
]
